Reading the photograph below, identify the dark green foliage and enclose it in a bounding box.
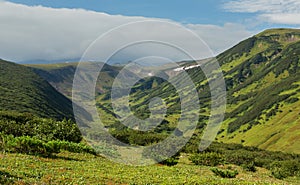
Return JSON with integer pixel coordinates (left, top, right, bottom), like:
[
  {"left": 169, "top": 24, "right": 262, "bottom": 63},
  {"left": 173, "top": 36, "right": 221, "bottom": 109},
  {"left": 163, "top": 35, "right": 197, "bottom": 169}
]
[
  {"left": 224, "top": 150, "right": 256, "bottom": 166},
  {"left": 285, "top": 97, "right": 299, "bottom": 104},
  {"left": 241, "top": 161, "right": 257, "bottom": 172},
  {"left": 47, "top": 140, "right": 96, "bottom": 155},
  {"left": 0, "top": 111, "right": 82, "bottom": 143},
  {"left": 110, "top": 128, "right": 168, "bottom": 146},
  {"left": 11, "top": 136, "right": 52, "bottom": 155},
  {"left": 184, "top": 137, "right": 300, "bottom": 178},
  {"left": 269, "top": 160, "right": 300, "bottom": 179},
  {"left": 227, "top": 76, "right": 298, "bottom": 133},
  {"left": 30, "top": 62, "right": 120, "bottom": 97},
  {"left": 217, "top": 37, "right": 257, "bottom": 65},
  {"left": 0, "top": 171, "right": 15, "bottom": 184},
  {"left": 142, "top": 137, "right": 186, "bottom": 164},
  {"left": 159, "top": 156, "right": 179, "bottom": 166},
  {"left": 210, "top": 168, "right": 238, "bottom": 178},
  {"left": 0, "top": 111, "right": 96, "bottom": 156},
  {"left": 189, "top": 152, "right": 225, "bottom": 166},
  {"left": 0, "top": 133, "right": 96, "bottom": 156},
  {"left": 0, "top": 60, "right": 74, "bottom": 120}
]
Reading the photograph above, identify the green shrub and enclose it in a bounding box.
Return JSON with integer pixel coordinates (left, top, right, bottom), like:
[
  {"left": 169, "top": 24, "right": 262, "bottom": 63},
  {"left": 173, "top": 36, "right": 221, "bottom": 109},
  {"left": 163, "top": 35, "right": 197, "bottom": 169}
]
[
  {"left": 210, "top": 168, "right": 238, "bottom": 178},
  {"left": 224, "top": 150, "right": 256, "bottom": 166},
  {"left": 159, "top": 156, "right": 179, "bottom": 166},
  {"left": 7, "top": 136, "right": 51, "bottom": 155},
  {"left": 190, "top": 152, "right": 225, "bottom": 166},
  {"left": 270, "top": 160, "right": 300, "bottom": 179},
  {"left": 285, "top": 97, "right": 299, "bottom": 104},
  {"left": 0, "top": 133, "right": 95, "bottom": 156},
  {"left": 53, "top": 140, "right": 96, "bottom": 155},
  {"left": 242, "top": 162, "right": 257, "bottom": 172},
  {"left": 0, "top": 112, "right": 82, "bottom": 143},
  {"left": 0, "top": 171, "right": 14, "bottom": 184}
]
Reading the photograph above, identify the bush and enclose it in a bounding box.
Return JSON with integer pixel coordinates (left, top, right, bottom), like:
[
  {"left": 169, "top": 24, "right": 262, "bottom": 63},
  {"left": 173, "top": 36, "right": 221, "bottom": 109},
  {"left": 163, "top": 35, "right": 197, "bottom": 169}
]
[
  {"left": 159, "top": 156, "right": 179, "bottom": 166},
  {"left": 52, "top": 140, "right": 96, "bottom": 155},
  {"left": 211, "top": 168, "right": 238, "bottom": 178},
  {"left": 4, "top": 136, "right": 55, "bottom": 156},
  {"left": 142, "top": 136, "right": 186, "bottom": 164},
  {"left": 0, "top": 112, "right": 82, "bottom": 143},
  {"left": 242, "top": 162, "right": 257, "bottom": 172},
  {"left": 190, "top": 152, "right": 225, "bottom": 166},
  {"left": 270, "top": 160, "right": 300, "bottom": 179},
  {"left": 285, "top": 97, "right": 299, "bottom": 104},
  {"left": 224, "top": 150, "right": 256, "bottom": 166},
  {"left": 0, "top": 133, "right": 95, "bottom": 156}
]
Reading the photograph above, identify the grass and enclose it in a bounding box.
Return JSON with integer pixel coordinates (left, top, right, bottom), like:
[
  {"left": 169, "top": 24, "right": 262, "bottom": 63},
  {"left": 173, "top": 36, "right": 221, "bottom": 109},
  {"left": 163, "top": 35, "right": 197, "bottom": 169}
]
[
  {"left": 0, "top": 152, "right": 297, "bottom": 185},
  {"left": 218, "top": 99, "right": 300, "bottom": 153}
]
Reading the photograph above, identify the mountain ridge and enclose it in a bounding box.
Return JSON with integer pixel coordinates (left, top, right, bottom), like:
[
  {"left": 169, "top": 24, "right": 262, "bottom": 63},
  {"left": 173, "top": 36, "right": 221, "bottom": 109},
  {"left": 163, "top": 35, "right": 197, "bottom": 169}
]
[{"left": 25, "top": 28, "right": 300, "bottom": 153}]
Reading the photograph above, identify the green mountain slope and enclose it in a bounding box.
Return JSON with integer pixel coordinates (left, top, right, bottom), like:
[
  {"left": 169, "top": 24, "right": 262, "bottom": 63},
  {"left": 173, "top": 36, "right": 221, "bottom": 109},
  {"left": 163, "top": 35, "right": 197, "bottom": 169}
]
[
  {"left": 96, "top": 28, "right": 300, "bottom": 153},
  {"left": 26, "top": 28, "right": 300, "bottom": 154},
  {"left": 28, "top": 62, "right": 122, "bottom": 98},
  {"left": 215, "top": 29, "right": 300, "bottom": 152},
  {"left": 0, "top": 59, "right": 75, "bottom": 120}
]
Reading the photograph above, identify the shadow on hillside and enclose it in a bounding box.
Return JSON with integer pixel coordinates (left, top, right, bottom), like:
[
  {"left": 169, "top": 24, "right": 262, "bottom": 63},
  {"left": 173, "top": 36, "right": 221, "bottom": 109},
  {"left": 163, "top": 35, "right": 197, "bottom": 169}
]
[{"left": 0, "top": 171, "right": 19, "bottom": 184}]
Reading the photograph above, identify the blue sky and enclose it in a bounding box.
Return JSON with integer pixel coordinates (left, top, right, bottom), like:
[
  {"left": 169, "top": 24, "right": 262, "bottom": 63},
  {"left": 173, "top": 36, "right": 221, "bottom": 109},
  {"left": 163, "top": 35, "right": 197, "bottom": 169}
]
[
  {"left": 6, "top": 0, "right": 257, "bottom": 26},
  {"left": 1, "top": 0, "right": 300, "bottom": 63}
]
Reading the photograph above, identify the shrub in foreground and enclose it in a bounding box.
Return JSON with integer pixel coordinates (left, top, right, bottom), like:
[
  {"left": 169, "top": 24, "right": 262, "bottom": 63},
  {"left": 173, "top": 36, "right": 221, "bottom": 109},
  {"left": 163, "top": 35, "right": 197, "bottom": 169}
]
[
  {"left": 0, "top": 133, "right": 96, "bottom": 156},
  {"left": 211, "top": 168, "right": 238, "bottom": 178},
  {"left": 189, "top": 152, "right": 225, "bottom": 166},
  {"left": 242, "top": 162, "right": 257, "bottom": 172},
  {"left": 270, "top": 160, "right": 300, "bottom": 179},
  {"left": 159, "top": 156, "right": 179, "bottom": 166},
  {"left": 0, "top": 111, "right": 82, "bottom": 143}
]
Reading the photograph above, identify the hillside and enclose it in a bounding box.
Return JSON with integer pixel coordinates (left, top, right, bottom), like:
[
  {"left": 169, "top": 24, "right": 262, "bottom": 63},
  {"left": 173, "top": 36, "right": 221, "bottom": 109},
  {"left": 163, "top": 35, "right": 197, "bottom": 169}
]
[
  {"left": 216, "top": 28, "right": 300, "bottom": 152},
  {"left": 2, "top": 28, "right": 300, "bottom": 184},
  {"left": 28, "top": 62, "right": 122, "bottom": 98},
  {"left": 25, "top": 29, "right": 300, "bottom": 154},
  {"left": 0, "top": 59, "right": 75, "bottom": 120},
  {"left": 94, "top": 28, "right": 300, "bottom": 153}
]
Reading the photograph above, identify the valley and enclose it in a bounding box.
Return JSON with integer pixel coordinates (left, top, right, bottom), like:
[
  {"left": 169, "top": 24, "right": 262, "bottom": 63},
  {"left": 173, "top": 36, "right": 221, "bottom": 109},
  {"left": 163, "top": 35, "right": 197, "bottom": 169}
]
[{"left": 1, "top": 28, "right": 300, "bottom": 184}]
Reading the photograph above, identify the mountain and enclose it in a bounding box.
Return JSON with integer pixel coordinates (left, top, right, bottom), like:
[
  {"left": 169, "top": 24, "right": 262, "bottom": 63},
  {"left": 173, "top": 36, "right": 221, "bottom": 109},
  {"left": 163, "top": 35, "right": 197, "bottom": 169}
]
[
  {"left": 26, "top": 28, "right": 300, "bottom": 154},
  {"left": 0, "top": 59, "right": 75, "bottom": 120},
  {"left": 19, "top": 58, "right": 81, "bottom": 65},
  {"left": 28, "top": 62, "right": 122, "bottom": 98},
  {"left": 216, "top": 28, "right": 300, "bottom": 152},
  {"left": 96, "top": 28, "right": 300, "bottom": 153}
]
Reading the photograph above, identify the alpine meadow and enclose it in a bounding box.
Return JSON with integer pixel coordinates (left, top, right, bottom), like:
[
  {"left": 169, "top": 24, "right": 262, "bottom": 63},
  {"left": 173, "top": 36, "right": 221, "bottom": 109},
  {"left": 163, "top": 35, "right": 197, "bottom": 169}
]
[
  {"left": 1, "top": 1, "right": 300, "bottom": 184},
  {"left": 0, "top": 28, "right": 299, "bottom": 184}
]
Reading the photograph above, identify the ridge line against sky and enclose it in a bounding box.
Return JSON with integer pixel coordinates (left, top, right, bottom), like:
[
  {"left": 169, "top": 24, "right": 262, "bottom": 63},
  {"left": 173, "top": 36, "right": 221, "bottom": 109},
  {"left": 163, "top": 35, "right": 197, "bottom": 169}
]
[{"left": 0, "top": 0, "right": 299, "bottom": 63}]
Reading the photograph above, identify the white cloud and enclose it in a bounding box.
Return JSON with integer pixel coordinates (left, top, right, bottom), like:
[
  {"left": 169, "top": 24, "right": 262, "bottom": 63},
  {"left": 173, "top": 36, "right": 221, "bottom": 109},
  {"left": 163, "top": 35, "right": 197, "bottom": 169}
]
[
  {"left": 259, "top": 13, "right": 300, "bottom": 25},
  {"left": 187, "top": 23, "right": 253, "bottom": 54},
  {"left": 224, "top": 0, "right": 300, "bottom": 25},
  {"left": 0, "top": 1, "right": 252, "bottom": 63}
]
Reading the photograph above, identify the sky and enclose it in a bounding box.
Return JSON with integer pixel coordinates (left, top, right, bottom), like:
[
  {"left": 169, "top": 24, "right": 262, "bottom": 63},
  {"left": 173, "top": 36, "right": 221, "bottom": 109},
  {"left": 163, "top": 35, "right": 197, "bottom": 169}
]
[{"left": 1, "top": 0, "right": 300, "bottom": 63}]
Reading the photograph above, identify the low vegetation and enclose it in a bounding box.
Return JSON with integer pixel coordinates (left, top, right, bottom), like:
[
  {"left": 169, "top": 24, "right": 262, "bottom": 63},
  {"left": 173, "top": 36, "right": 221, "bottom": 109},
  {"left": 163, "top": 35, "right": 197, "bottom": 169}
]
[
  {"left": 0, "top": 111, "right": 300, "bottom": 184},
  {"left": 0, "top": 111, "right": 95, "bottom": 157}
]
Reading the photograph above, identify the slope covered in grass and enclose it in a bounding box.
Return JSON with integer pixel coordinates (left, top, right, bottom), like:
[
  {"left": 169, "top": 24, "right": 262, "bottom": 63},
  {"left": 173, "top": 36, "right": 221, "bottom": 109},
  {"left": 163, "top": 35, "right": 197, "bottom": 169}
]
[
  {"left": 28, "top": 62, "right": 122, "bottom": 98},
  {"left": 24, "top": 29, "right": 300, "bottom": 154},
  {"left": 96, "top": 28, "right": 300, "bottom": 153},
  {"left": 0, "top": 60, "right": 74, "bottom": 120}
]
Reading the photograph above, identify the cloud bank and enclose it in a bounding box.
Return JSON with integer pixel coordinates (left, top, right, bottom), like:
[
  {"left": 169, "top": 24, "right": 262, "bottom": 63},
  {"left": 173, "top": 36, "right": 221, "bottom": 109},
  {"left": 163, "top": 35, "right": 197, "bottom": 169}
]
[
  {"left": 0, "top": 1, "right": 252, "bottom": 63},
  {"left": 224, "top": 0, "right": 300, "bottom": 25}
]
